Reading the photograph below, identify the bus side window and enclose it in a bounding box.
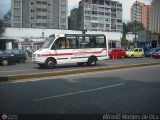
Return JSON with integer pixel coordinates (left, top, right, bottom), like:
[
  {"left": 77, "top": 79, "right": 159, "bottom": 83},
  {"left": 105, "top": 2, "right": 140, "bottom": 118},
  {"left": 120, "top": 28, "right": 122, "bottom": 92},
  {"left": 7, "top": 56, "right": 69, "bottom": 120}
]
[
  {"left": 66, "top": 36, "right": 77, "bottom": 49},
  {"left": 60, "top": 40, "right": 66, "bottom": 49}
]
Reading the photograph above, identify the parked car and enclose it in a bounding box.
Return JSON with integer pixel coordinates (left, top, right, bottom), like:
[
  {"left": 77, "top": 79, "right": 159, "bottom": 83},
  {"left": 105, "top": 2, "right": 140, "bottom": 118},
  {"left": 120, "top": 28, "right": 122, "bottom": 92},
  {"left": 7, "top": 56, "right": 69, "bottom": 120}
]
[
  {"left": 0, "top": 50, "right": 16, "bottom": 66},
  {"left": 4, "top": 49, "right": 26, "bottom": 63},
  {"left": 126, "top": 48, "right": 144, "bottom": 58},
  {"left": 145, "top": 48, "right": 155, "bottom": 57},
  {"left": 145, "top": 48, "right": 160, "bottom": 57},
  {"left": 154, "top": 50, "right": 160, "bottom": 59},
  {"left": 109, "top": 48, "right": 126, "bottom": 59},
  {"left": 152, "top": 48, "right": 160, "bottom": 57}
]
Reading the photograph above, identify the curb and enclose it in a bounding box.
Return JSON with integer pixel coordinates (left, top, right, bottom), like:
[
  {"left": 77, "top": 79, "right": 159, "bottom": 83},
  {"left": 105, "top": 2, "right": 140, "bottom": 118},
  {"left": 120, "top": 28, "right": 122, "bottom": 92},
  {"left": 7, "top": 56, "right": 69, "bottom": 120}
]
[{"left": 0, "top": 62, "right": 160, "bottom": 82}]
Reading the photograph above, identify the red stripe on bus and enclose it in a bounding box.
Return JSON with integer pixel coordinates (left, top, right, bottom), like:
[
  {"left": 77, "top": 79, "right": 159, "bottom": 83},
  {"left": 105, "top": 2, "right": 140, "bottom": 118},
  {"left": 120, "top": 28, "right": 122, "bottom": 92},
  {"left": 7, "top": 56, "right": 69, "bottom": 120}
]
[{"left": 41, "top": 48, "right": 107, "bottom": 57}]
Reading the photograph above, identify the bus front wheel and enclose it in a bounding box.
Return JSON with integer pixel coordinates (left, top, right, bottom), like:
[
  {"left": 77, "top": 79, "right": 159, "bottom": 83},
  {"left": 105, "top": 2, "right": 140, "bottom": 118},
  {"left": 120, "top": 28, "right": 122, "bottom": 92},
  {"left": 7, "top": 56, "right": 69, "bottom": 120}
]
[{"left": 45, "top": 58, "right": 56, "bottom": 69}]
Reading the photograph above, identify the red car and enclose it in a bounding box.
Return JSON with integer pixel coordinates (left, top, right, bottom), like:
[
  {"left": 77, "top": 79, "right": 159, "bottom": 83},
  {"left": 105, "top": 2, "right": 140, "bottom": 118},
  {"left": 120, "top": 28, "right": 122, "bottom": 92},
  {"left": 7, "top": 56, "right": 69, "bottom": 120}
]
[
  {"left": 154, "top": 50, "right": 160, "bottom": 59},
  {"left": 109, "top": 48, "right": 126, "bottom": 59}
]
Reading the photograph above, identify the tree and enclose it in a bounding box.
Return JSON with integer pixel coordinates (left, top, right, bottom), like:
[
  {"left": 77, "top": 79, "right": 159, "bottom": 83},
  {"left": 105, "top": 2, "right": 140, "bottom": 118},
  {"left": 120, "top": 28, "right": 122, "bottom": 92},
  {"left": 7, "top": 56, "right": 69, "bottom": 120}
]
[
  {"left": 0, "top": 19, "right": 5, "bottom": 36},
  {"left": 121, "top": 21, "right": 145, "bottom": 42},
  {"left": 3, "top": 9, "right": 11, "bottom": 27},
  {"left": 126, "top": 22, "right": 144, "bottom": 33},
  {"left": 121, "top": 23, "right": 129, "bottom": 42}
]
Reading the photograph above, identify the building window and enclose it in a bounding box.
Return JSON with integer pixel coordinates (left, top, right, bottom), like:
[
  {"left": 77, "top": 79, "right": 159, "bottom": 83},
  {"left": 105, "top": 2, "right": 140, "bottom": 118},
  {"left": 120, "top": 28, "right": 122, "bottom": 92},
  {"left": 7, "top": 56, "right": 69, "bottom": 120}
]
[
  {"left": 92, "top": 17, "right": 97, "bottom": 20},
  {"left": 85, "top": 16, "right": 91, "bottom": 20},
  {"left": 99, "top": 0, "right": 104, "bottom": 5},
  {"left": 92, "top": 0, "right": 97, "bottom": 4},
  {"left": 42, "top": 23, "right": 47, "bottom": 26},
  {"left": 117, "top": 4, "right": 122, "bottom": 7},
  {"left": 42, "top": 16, "right": 47, "bottom": 19},
  {"left": 92, "top": 23, "right": 98, "bottom": 27},
  {"left": 42, "top": 1, "right": 47, "bottom": 5},
  {"left": 61, "top": 11, "right": 66, "bottom": 16},
  {"left": 92, "top": 11, "right": 97, "bottom": 15},
  {"left": 36, "top": 8, "right": 41, "bottom": 12},
  {"left": 36, "top": 23, "right": 41, "bottom": 26},
  {"left": 36, "top": 15, "right": 41, "bottom": 19},
  {"left": 105, "top": 12, "right": 110, "bottom": 16},
  {"left": 37, "top": 1, "right": 41, "bottom": 4},
  {"left": 117, "top": 19, "right": 122, "bottom": 23},
  {"left": 85, "top": 10, "right": 91, "bottom": 14},
  {"left": 42, "top": 8, "right": 47, "bottom": 12},
  {"left": 14, "top": 1, "right": 20, "bottom": 7},
  {"left": 31, "top": 2, "right": 34, "bottom": 5},
  {"left": 61, "top": 0, "right": 66, "bottom": 4},
  {"left": 98, "top": 12, "right": 104, "bottom": 15},
  {"left": 31, "top": 9, "right": 35, "bottom": 12},
  {"left": 31, "top": 17, "right": 34, "bottom": 19}
]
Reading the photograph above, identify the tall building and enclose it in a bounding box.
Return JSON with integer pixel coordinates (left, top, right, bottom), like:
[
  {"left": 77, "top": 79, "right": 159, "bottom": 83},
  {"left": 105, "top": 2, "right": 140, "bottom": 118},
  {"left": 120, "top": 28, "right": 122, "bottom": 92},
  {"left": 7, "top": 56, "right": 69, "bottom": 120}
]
[
  {"left": 131, "top": 1, "right": 151, "bottom": 30},
  {"left": 151, "top": 0, "right": 160, "bottom": 34},
  {"left": 69, "top": 0, "right": 123, "bottom": 32},
  {"left": 11, "top": 0, "right": 68, "bottom": 29},
  {"left": 151, "top": 0, "right": 160, "bottom": 47}
]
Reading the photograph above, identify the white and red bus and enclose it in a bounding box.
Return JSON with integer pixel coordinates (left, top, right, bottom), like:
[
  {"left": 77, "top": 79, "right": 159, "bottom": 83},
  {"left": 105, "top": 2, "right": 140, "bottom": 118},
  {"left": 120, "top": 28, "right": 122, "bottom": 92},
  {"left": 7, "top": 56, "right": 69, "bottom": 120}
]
[{"left": 32, "top": 34, "right": 109, "bottom": 68}]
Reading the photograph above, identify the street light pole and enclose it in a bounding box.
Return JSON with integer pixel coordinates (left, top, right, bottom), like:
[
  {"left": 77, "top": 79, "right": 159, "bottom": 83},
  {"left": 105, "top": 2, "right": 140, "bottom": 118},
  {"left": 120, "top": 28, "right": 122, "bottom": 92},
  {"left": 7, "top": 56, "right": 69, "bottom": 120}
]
[{"left": 135, "top": 0, "right": 137, "bottom": 48}]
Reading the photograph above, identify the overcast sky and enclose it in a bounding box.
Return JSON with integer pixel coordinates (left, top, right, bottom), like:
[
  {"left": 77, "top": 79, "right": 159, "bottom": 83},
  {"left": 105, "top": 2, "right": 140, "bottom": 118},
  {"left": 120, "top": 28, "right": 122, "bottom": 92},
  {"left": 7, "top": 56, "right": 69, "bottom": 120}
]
[{"left": 0, "top": 0, "right": 152, "bottom": 22}]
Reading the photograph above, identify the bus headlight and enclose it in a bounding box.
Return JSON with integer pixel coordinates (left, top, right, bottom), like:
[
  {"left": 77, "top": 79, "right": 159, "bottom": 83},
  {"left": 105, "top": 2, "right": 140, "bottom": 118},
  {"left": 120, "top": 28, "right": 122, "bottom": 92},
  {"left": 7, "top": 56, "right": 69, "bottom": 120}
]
[{"left": 37, "top": 54, "right": 41, "bottom": 57}]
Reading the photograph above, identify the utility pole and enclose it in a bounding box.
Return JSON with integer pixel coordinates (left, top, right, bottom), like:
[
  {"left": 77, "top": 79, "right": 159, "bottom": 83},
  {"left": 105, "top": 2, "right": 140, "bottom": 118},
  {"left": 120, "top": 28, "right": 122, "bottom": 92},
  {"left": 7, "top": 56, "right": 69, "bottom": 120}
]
[{"left": 135, "top": 0, "right": 137, "bottom": 48}]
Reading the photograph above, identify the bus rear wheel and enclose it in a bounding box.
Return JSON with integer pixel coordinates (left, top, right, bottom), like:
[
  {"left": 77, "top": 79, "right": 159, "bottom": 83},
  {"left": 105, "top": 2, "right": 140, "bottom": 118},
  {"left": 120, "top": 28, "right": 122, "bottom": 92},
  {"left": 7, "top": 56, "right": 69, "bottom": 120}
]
[
  {"left": 87, "top": 56, "right": 97, "bottom": 66},
  {"left": 45, "top": 58, "right": 56, "bottom": 69}
]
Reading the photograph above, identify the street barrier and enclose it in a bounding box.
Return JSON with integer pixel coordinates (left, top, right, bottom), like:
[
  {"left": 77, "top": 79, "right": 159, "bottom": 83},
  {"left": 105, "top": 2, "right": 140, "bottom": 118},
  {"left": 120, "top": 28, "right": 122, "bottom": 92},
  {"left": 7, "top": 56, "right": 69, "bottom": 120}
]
[{"left": 0, "top": 62, "right": 160, "bottom": 82}]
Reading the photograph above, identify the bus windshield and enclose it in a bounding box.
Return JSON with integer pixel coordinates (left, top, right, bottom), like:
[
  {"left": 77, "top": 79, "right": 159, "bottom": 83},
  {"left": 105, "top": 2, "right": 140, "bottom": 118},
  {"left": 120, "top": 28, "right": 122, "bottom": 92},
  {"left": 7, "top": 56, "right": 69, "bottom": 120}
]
[{"left": 42, "top": 37, "right": 55, "bottom": 49}]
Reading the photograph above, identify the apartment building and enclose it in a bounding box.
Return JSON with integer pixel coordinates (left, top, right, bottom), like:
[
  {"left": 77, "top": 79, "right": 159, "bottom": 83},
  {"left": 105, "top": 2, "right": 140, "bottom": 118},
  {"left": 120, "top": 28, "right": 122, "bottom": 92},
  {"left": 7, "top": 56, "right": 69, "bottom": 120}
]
[
  {"left": 69, "top": 0, "right": 122, "bottom": 32},
  {"left": 11, "top": 0, "right": 68, "bottom": 29},
  {"left": 151, "top": 0, "right": 160, "bottom": 47},
  {"left": 131, "top": 1, "right": 151, "bottom": 30},
  {"left": 151, "top": 0, "right": 160, "bottom": 34}
]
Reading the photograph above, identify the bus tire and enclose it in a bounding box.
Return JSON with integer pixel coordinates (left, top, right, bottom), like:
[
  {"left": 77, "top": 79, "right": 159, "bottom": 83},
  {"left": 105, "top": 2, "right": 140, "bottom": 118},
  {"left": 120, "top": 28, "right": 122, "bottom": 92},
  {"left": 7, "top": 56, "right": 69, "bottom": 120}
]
[
  {"left": 45, "top": 58, "right": 56, "bottom": 69},
  {"left": 87, "top": 56, "right": 97, "bottom": 66},
  {"left": 2, "top": 59, "right": 9, "bottom": 66}
]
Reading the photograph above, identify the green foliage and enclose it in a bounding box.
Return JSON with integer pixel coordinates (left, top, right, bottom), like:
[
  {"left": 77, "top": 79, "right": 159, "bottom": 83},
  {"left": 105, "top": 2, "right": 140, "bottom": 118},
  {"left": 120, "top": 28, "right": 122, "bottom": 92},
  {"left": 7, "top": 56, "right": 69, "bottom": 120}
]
[
  {"left": 0, "top": 19, "right": 5, "bottom": 36},
  {"left": 121, "top": 23, "right": 128, "bottom": 42},
  {"left": 3, "top": 9, "right": 11, "bottom": 27},
  {"left": 121, "top": 21, "right": 145, "bottom": 42},
  {"left": 126, "top": 22, "right": 145, "bottom": 33}
]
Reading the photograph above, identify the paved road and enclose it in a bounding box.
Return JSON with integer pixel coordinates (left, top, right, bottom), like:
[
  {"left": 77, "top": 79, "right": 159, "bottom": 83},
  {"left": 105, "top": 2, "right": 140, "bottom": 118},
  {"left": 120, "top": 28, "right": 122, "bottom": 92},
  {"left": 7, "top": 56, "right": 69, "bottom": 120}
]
[
  {"left": 0, "top": 65, "right": 160, "bottom": 116},
  {"left": 0, "top": 57, "right": 159, "bottom": 77}
]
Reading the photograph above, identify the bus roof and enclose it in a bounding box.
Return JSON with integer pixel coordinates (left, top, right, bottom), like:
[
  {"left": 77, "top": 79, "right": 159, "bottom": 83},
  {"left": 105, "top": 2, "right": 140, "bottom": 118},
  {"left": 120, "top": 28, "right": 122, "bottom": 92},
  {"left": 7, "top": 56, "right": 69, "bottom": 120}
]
[{"left": 50, "top": 34, "right": 105, "bottom": 38}]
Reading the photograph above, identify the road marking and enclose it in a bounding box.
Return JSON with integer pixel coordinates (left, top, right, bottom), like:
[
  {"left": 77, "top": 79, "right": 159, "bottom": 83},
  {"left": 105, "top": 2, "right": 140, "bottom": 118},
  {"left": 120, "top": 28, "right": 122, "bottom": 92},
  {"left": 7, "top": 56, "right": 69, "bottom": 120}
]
[
  {"left": 0, "top": 69, "right": 37, "bottom": 73},
  {"left": 33, "top": 83, "right": 126, "bottom": 102}
]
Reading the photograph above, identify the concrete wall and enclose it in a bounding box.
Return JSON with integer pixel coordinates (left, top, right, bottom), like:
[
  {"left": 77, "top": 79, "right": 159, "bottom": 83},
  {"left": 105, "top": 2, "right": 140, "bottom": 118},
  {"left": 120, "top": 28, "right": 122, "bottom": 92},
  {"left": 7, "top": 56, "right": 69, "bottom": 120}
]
[{"left": 4, "top": 27, "right": 122, "bottom": 41}]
